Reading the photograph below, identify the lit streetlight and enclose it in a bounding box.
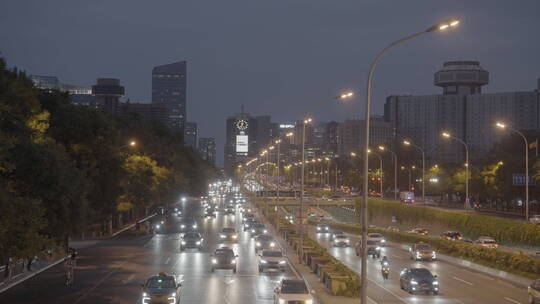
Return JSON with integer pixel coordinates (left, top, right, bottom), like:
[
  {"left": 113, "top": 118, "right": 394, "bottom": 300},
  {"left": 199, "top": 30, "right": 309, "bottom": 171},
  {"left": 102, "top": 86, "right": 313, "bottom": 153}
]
[
  {"left": 379, "top": 145, "right": 398, "bottom": 200},
  {"left": 495, "top": 122, "right": 530, "bottom": 220},
  {"left": 403, "top": 140, "right": 426, "bottom": 204},
  {"left": 441, "top": 131, "right": 470, "bottom": 209},
  {"left": 360, "top": 18, "right": 460, "bottom": 303}
]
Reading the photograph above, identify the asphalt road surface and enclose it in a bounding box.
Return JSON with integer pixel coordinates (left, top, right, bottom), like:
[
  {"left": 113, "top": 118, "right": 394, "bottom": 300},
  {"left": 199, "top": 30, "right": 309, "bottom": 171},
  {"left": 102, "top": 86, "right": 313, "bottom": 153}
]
[
  {"left": 311, "top": 227, "right": 529, "bottom": 304},
  {"left": 2, "top": 199, "right": 297, "bottom": 304}
]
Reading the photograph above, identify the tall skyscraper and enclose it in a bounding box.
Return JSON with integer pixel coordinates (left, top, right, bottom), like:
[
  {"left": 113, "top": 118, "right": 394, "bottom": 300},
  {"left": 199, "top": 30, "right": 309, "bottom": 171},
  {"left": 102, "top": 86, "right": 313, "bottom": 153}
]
[
  {"left": 152, "top": 61, "right": 187, "bottom": 130},
  {"left": 198, "top": 138, "right": 216, "bottom": 165},
  {"left": 184, "top": 122, "right": 197, "bottom": 149},
  {"left": 385, "top": 61, "right": 540, "bottom": 163}
]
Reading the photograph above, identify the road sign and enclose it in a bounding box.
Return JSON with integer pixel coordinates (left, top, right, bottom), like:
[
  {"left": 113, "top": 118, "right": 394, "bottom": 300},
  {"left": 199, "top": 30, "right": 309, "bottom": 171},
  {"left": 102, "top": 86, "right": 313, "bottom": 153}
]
[{"left": 512, "top": 174, "right": 536, "bottom": 186}]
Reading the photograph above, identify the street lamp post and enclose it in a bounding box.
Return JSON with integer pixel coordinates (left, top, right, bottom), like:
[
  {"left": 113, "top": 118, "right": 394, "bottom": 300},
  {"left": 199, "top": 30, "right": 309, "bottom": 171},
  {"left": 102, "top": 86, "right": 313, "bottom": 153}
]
[
  {"left": 442, "top": 131, "right": 470, "bottom": 209},
  {"left": 360, "top": 18, "right": 460, "bottom": 303},
  {"left": 300, "top": 118, "right": 312, "bottom": 263},
  {"left": 403, "top": 140, "right": 426, "bottom": 204},
  {"left": 368, "top": 149, "right": 383, "bottom": 198},
  {"left": 275, "top": 139, "right": 282, "bottom": 201},
  {"left": 495, "top": 122, "right": 529, "bottom": 220},
  {"left": 379, "top": 146, "right": 398, "bottom": 200}
]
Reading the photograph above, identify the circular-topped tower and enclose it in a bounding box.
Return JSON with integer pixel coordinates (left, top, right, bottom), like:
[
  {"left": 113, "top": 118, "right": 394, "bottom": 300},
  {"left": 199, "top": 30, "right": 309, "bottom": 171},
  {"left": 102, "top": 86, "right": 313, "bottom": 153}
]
[{"left": 434, "top": 61, "right": 489, "bottom": 95}]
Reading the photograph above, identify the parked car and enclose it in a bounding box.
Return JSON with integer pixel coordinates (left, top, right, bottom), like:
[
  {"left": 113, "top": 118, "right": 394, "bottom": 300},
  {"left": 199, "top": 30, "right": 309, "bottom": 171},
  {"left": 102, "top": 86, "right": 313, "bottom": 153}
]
[
  {"left": 273, "top": 279, "right": 314, "bottom": 304},
  {"left": 474, "top": 236, "right": 499, "bottom": 248},
  {"left": 529, "top": 279, "right": 540, "bottom": 304},
  {"left": 399, "top": 268, "right": 439, "bottom": 295},
  {"left": 258, "top": 250, "right": 286, "bottom": 272},
  {"left": 441, "top": 231, "right": 462, "bottom": 241},
  {"left": 410, "top": 243, "right": 437, "bottom": 261}
]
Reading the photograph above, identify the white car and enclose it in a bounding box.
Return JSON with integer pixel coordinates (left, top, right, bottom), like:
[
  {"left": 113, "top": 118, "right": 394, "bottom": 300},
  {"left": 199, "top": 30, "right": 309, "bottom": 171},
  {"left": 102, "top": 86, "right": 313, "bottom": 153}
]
[
  {"left": 332, "top": 234, "right": 350, "bottom": 247},
  {"left": 530, "top": 215, "right": 540, "bottom": 225},
  {"left": 368, "top": 233, "right": 386, "bottom": 246},
  {"left": 258, "top": 250, "right": 287, "bottom": 272},
  {"left": 474, "top": 236, "right": 499, "bottom": 248},
  {"left": 274, "top": 279, "right": 314, "bottom": 304}
]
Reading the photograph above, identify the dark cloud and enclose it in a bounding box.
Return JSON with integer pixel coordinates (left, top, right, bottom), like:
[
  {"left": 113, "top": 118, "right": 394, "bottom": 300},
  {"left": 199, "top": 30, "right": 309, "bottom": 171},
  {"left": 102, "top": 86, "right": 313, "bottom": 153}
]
[{"left": 1, "top": 0, "right": 539, "bottom": 165}]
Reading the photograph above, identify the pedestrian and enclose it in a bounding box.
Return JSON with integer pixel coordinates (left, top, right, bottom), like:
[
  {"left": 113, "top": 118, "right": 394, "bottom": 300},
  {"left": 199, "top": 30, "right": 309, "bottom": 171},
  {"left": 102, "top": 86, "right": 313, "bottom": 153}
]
[{"left": 26, "top": 256, "right": 33, "bottom": 271}]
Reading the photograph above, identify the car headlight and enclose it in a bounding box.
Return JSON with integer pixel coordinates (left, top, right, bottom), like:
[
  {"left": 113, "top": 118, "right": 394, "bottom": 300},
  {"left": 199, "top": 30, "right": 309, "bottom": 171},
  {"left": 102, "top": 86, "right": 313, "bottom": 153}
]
[
  {"left": 279, "top": 299, "right": 286, "bottom": 304},
  {"left": 270, "top": 242, "right": 275, "bottom": 247},
  {"left": 180, "top": 225, "right": 185, "bottom": 229},
  {"left": 317, "top": 227, "right": 321, "bottom": 231},
  {"left": 220, "top": 235, "right": 225, "bottom": 238},
  {"left": 142, "top": 292, "right": 147, "bottom": 297},
  {"left": 232, "top": 235, "right": 237, "bottom": 239},
  {"left": 432, "top": 281, "right": 439, "bottom": 285},
  {"left": 416, "top": 252, "right": 421, "bottom": 258},
  {"left": 196, "top": 241, "right": 201, "bottom": 245},
  {"left": 376, "top": 247, "right": 381, "bottom": 250},
  {"left": 410, "top": 280, "right": 418, "bottom": 285},
  {"left": 156, "top": 224, "right": 160, "bottom": 229},
  {"left": 325, "top": 227, "right": 329, "bottom": 230},
  {"left": 279, "top": 260, "right": 286, "bottom": 264},
  {"left": 244, "top": 224, "right": 249, "bottom": 227},
  {"left": 306, "top": 300, "right": 313, "bottom": 304},
  {"left": 161, "top": 221, "right": 164, "bottom": 224},
  {"left": 381, "top": 239, "right": 386, "bottom": 243},
  {"left": 260, "top": 260, "right": 267, "bottom": 264},
  {"left": 171, "top": 292, "right": 176, "bottom": 297},
  {"left": 251, "top": 229, "right": 255, "bottom": 233},
  {"left": 193, "top": 224, "right": 197, "bottom": 229},
  {"left": 231, "top": 259, "right": 236, "bottom": 264},
  {"left": 345, "top": 239, "right": 350, "bottom": 243},
  {"left": 212, "top": 258, "right": 217, "bottom": 264},
  {"left": 256, "top": 242, "right": 261, "bottom": 246},
  {"left": 432, "top": 251, "right": 437, "bottom": 258},
  {"left": 181, "top": 241, "right": 186, "bottom": 245},
  {"left": 263, "top": 230, "right": 268, "bottom": 234}
]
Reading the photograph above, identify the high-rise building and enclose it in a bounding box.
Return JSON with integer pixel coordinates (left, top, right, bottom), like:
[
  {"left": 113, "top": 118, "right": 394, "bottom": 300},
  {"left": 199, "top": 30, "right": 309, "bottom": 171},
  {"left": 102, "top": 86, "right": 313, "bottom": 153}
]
[
  {"left": 91, "top": 78, "right": 124, "bottom": 113},
  {"left": 325, "top": 121, "right": 339, "bottom": 154},
  {"left": 198, "top": 138, "right": 216, "bottom": 165},
  {"left": 337, "top": 117, "right": 392, "bottom": 156},
  {"left": 184, "top": 122, "right": 197, "bottom": 149},
  {"left": 30, "top": 75, "right": 96, "bottom": 106},
  {"left": 384, "top": 61, "right": 540, "bottom": 163},
  {"left": 224, "top": 109, "right": 259, "bottom": 176},
  {"left": 152, "top": 61, "right": 187, "bottom": 130},
  {"left": 122, "top": 102, "right": 171, "bottom": 125}
]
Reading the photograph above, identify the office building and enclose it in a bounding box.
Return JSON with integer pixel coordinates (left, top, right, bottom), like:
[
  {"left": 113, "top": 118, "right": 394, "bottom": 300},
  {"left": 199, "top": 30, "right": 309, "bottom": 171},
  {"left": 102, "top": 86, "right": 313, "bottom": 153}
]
[
  {"left": 152, "top": 61, "right": 187, "bottom": 130},
  {"left": 91, "top": 78, "right": 124, "bottom": 113},
  {"left": 224, "top": 109, "right": 259, "bottom": 176},
  {"left": 325, "top": 121, "right": 339, "bottom": 154},
  {"left": 184, "top": 122, "right": 197, "bottom": 149},
  {"left": 121, "top": 102, "right": 171, "bottom": 125},
  {"left": 337, "top": 117, "right": 392, "bottom": 156},
  {"left": 199, "top": 138, "right": 216, "bottom": 165},
  {"left": 384, "top": 61, "right": 540, "bottom": 163}
]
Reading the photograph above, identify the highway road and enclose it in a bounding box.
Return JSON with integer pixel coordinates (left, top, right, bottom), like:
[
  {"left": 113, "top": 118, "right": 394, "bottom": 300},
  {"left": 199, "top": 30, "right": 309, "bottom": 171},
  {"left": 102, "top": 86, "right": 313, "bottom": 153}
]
[
  {"left": 2, "top": 199, "right": 298, "bottom": 304},
  {"left": 310, "top": 226, "right": 530, "bottom": 304}
]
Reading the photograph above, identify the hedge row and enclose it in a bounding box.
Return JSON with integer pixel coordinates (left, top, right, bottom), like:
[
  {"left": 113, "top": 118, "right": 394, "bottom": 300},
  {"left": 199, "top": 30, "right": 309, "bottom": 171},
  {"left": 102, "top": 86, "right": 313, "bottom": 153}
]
[
  {"left": 317, "top": 219, "right": 540, "bottom": 279},
  {"left": 359, "top": 198, "right": 540, "bottom": 248},
  {"left": 258, "top": 203, "right": 361, "bottom": 297}
]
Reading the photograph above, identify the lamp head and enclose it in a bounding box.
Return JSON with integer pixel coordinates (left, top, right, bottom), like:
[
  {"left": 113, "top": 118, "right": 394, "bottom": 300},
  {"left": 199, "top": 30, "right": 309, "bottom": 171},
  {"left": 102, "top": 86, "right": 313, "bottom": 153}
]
[
  {"left": 427, "top": 18, "right": 460, "bottom": 32},
  {"left": 441, "top": 132, "right": 451, "bottom": 138},
  {"left": 495, "top": 122, "right": 506, "bottom": 129}
]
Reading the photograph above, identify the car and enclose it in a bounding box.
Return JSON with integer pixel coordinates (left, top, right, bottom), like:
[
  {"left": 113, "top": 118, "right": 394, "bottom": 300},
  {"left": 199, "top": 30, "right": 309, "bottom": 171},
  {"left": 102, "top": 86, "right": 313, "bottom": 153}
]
[
  {"left": 387, "top": 226, "right": 400, "bottom": 232},
  {"left": 529, "top": 279, "right": 540, "bottom": 304},
  {"left": 316, "top": 224, "right": 330, "bottom": 233},
  {"left": 408, "top": 228, "right": 428, "bottom": 235},
  {"left": 474, "top": 236, "right": 499, "bottom": 248},
  {"left": 141, "top": 272, "right": 181, "bottom": 304},
  {"left": 243, "top": 219, "right": 259, "bottom": 232},
  {"left": 179, "top": 219, "right": 198, "bottom": 232},
  {"left": 355, "top": 240, "right": 381, "bottom": 258},
  {"left": 274, "top": 279, "right": 314, "bottom": 304},
  {"left": 224, "top": 205, "right": 235, "bottom": 215},
  {"left": 180, "top": 232, "right": 203, "bottom": 251},
  {"left": 285, "top": 215, "right": 294, "bottom": 224},
  {"left": 368, "top": 233, "right": 386, "bottom": 246},
  {"left": 204, "top": 207, "right": 217, "bottom": 218},
  {"left": 330, "top": 231, "right": 345, "bottom": 240},
  {"left": 211, "top": 247, "right": 238, "bottom": 273},
  {"left": 154, "top": 220, "right": 166, "bottom": 234},
  {"left": 441, "top": 231, "right": 462, "bottom": 241},
  {"left": 219, "top": 228, "right": 238, "bottom": 242},
  {"left": 242, "top": 212, "right": 255, "bottom": 223},
  {"left": 410, "top": 243, "right": 437, "bottom": 261},
  {"left": 255, "top": 235, "right": 277, "bottom": 252},
  {"left": 258, "top": 250, "right": 287, "bottom": 272},
  {"left": 250, "top": 223, "right": 268, "bottom": 237},
  {"left": 400, "top": 267, "right": 439, "bottom": 295},
  {"left": 530, "top": 215, "right": 540, "bottom": 225},
  {"left": 332, "top": 234, "right": 350, "bottom": 247}
]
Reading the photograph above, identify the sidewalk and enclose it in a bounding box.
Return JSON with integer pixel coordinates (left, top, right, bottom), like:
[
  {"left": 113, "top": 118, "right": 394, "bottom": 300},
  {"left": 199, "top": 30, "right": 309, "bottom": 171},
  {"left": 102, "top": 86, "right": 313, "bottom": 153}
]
[{"left": 0, "top": 213, "right": 156, "bottom": 294}]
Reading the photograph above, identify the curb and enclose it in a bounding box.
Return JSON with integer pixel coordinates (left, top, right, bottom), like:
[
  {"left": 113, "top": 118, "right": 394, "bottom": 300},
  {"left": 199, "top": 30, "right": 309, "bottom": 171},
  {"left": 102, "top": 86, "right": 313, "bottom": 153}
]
[{"left": 0, "top": 255, "right": 68, "bottom": 294}]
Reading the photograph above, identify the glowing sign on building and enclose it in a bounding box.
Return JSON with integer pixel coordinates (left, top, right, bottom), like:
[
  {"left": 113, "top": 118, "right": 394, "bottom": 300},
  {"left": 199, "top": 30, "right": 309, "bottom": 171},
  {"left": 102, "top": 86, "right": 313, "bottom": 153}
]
[{"left": 236, "top": 135, "right": 248, "bottom": 155}]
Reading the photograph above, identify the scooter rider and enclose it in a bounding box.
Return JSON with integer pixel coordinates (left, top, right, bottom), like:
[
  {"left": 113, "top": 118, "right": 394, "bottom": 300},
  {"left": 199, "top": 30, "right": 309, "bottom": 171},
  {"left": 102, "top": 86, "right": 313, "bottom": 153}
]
[{"left": 380, "top": 256, "right": 390, "bottom": 280}]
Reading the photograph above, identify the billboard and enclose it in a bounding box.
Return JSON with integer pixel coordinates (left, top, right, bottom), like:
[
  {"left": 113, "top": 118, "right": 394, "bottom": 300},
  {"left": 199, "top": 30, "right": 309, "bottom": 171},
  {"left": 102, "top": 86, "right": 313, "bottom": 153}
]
[{"left": 236, "top": 135, "right": 248, "bottom": 154}]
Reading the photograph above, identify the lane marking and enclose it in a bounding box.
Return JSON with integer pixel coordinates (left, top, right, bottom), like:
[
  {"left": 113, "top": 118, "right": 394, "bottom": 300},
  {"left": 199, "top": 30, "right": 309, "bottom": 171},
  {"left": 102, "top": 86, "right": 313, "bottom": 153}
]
[
  {"left": 121, "top": 274, "right": 135, "bottom": 285},
  {"left": 73, "top": 259, "right": 128, "bottom": 304},
  {"left": 504, "top": 297, "right": 522, "bottom": 304},
  {"left": 164, "top": 257, "right": 171, "bottom": 265},
  {"left": 391, "top": 254, "right": 402, "bottom": 259},
  {"left": 453, "top": 276, "right": 474, "bottom": 286}
]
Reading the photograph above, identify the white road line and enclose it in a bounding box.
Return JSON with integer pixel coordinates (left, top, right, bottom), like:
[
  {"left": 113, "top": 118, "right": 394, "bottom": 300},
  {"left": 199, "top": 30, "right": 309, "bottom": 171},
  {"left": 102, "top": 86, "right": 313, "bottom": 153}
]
[
  {"left": 164, "top": 257, "right": 171, "bottom": 265},
  {"left": 504, "top": 297, "right": 522, "bottom": 304},
  {"left": 121, "top": 274, "right": 135, "bottom": 284},
  {"left": 391, "top": 254, "right": 402, "bottom": 259},
  {"left": 73, "top": 260, "right": 128, "bottom": 304},
  {"left": 453, "top": 276, "right": 474, "bottom": 286}
]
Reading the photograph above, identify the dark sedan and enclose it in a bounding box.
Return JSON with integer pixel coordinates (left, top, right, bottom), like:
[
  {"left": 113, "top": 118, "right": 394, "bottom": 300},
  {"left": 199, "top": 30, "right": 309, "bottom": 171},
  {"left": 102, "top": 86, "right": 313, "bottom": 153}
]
[
  {"left": 399, "top": 268, "right": 439, "bottom": 295},
  {"left": 180, "top": 232, "right": 203, "bottom": 251},
  {"left": 141, "top": 272, "right": 181, "bottom": 304}
]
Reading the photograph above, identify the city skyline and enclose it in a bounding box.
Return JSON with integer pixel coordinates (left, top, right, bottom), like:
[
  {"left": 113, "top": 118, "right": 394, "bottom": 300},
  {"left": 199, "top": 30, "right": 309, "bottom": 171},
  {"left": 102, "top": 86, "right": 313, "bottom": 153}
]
[{"left": 1, "top": 1, "right": 539, "bottom": 167}]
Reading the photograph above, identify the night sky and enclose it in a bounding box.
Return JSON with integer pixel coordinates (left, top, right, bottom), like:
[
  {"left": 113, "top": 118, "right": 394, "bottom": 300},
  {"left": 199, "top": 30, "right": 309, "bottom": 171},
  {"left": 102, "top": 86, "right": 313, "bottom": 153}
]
[{"left": 1, "top": 0, "right": 539, "bottom": 166}]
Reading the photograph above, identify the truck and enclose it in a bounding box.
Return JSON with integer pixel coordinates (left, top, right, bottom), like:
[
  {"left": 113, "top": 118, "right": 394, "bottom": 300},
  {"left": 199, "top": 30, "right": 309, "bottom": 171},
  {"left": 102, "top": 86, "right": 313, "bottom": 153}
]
[{"left": 399, "top": 191, "right": 415, "bottom": 204}]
